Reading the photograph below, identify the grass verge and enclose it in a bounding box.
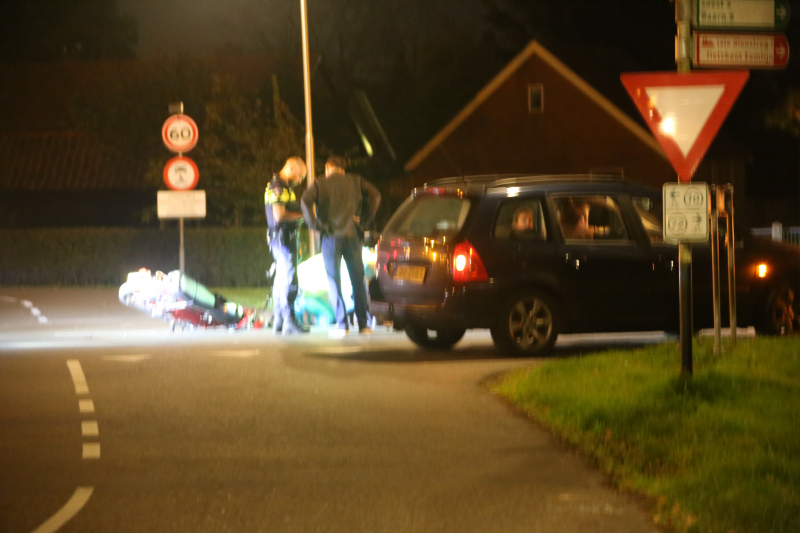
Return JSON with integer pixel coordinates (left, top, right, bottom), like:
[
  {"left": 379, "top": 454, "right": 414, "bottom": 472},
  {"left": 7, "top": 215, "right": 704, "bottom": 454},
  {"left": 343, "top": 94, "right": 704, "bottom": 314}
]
[{"left": 492, "top": 337, "right": 800, "bottom": 533}]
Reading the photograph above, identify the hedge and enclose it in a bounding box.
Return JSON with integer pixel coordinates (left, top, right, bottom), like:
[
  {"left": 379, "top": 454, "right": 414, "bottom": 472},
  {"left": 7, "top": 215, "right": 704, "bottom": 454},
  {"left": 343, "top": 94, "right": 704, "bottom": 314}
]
[{"left": 0, "top": 228, "right": 273, "bottom": 287}]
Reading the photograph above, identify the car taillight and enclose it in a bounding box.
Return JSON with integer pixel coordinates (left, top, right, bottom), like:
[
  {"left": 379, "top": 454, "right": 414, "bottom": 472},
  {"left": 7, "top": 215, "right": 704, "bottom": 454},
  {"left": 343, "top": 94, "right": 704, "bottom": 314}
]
[{"left": 452, "top": 240, "right": 488, "bottom": 283}]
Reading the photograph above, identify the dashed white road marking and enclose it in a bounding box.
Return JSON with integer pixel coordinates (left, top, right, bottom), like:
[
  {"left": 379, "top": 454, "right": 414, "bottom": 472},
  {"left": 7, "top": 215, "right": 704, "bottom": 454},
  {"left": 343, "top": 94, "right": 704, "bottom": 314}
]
[
  {"left": 212, "top": 349, "right": 260, "bottom": 358},
  {"left": 30, "top": 486, "right": 94, "bottom": 533},
  {"left": 66, "top": 360, "right": 89, "bottom": 395},
  {"left": 102, "top": 354, "right": 151, "bottom": 362},
  {"left": 1, "top": 296, "right": 49, "bottom": 324},
  {"left": 78, "top": 399, "right": 95, "bottom": 414},
  {"left": 82, "top": 443, "right": 101, "bottom": 459},
  {"left": 81, "top": 421, "right": 99, "bottom": 437}
]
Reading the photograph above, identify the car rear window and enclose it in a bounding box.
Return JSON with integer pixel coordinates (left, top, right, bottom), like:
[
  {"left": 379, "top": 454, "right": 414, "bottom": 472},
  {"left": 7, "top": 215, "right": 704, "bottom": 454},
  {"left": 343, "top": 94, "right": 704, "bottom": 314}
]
[{"left": 383, "top": 194, "right": 471, "bottom": 238}]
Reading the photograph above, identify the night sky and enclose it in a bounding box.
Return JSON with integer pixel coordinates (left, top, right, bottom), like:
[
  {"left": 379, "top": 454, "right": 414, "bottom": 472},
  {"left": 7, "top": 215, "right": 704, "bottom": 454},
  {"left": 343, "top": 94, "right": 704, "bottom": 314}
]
[
  {"left": 119, "top": 0, "right": 484, "bottom": 56},
  {"left": 2, "top": 0, "right": 800, "bottom": 224}
]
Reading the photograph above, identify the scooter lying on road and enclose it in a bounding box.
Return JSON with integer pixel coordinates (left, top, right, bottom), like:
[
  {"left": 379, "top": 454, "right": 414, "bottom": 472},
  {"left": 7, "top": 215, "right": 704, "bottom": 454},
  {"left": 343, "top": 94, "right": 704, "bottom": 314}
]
[{"left": 119, "top": 269, "right": 265, "bottom": 331}]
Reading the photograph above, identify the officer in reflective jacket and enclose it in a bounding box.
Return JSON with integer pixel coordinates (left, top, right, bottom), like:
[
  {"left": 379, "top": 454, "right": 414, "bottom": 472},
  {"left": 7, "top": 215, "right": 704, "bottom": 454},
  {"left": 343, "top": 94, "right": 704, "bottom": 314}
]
[{"left": 265, "top": 156, "right": 308, "bottom": 335}]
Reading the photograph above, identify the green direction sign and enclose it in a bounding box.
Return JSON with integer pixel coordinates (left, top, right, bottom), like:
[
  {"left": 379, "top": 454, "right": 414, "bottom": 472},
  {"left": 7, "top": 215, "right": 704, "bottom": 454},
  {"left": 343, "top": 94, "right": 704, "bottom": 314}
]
[{"left": 696, "top": 0, "right": 790, "bottom": 30}]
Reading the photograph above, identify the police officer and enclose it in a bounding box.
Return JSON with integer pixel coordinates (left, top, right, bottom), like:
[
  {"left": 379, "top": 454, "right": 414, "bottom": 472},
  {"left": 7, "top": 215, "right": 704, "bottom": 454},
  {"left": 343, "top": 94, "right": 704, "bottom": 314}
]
[{"left": 265, "top": 156, "right": 308, "bottom": 335}]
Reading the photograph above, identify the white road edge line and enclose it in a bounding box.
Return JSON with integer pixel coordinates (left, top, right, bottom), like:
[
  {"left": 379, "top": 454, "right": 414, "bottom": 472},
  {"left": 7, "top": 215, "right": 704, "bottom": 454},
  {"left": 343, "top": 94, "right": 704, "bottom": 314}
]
[
  {"left": 30, "top": 486, "right": 93, "bottom": 533},
  {"left": 102, "top": 354, "right": 151, "bottom": 362},
  {"left": 66, "top": 360, "right": 89, "bottom": 395},
  {"left": 316, "top": 347, "right": 365, "bottom": 354},
  {"left": 212, "top": 350, "right": 260, "bottom": 358}
]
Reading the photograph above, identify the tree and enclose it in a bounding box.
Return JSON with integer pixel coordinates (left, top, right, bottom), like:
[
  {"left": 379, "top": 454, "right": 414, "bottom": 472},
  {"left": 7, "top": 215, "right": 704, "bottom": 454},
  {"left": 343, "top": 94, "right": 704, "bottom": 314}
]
[
  {"left": 71, "top": 57, "right": 213, "bottom": 198},
  {"left": 0, "top": 0, "right": 137, "bottom": 62},
  {"left": 766, "top": 90, "right": 800, "bottom": 137},
  {"left": 70, "top": 56, "right": 306, "bottom": 226},
  {"left": 197, "top": 74, "right": 305, "bottom": 226}
]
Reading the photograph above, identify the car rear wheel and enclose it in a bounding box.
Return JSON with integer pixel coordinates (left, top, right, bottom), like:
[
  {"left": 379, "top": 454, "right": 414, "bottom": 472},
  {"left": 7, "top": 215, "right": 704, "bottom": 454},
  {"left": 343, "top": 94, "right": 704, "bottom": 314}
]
[
  {"left": 405, "top": 325, "right": 466, "bottom": 350},
  {"left": 491, "top": 290, "right": 559, "bottom": 357},
  {"left": 756, "top": 284, "right": 800, "bottom": 335}
]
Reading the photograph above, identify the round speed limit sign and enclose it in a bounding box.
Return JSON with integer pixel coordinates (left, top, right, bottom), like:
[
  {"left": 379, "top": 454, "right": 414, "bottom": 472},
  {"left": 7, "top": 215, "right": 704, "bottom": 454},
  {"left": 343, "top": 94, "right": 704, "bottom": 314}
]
[
  {"left": 162, "top": 114, "right": 199, "bottom": 153},
  {"left": 163, "top": 156, "right": 199, "bottom": 191}
]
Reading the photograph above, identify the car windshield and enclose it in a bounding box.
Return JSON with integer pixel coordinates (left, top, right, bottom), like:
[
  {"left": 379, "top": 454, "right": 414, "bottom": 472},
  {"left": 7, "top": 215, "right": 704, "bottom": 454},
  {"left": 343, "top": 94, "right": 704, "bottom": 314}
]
[{"left": 383, "top": 194, "right": 471, "bottom": 238}]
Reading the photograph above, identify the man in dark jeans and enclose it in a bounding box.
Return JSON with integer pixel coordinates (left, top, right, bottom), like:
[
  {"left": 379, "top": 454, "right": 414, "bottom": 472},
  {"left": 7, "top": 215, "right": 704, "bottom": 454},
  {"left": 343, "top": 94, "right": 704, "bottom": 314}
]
[{"left": 301, "top": 155, "right": 381, "bottom": 336}]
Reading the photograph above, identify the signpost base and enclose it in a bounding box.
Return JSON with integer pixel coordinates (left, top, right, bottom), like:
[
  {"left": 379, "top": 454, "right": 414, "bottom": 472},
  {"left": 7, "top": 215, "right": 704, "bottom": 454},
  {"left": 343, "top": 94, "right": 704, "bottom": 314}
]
[
  {"left": 179, "top": 217, "right": 185, "bottom": 273},
  {"left": 679, "top": 243, "right": 693, "bottom": 376}
]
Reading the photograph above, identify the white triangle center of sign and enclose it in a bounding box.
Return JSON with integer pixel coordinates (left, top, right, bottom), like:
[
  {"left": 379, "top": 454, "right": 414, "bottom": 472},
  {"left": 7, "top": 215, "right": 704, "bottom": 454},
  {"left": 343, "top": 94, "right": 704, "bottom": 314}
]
[{"left": 645, "top": 85, "right": 724, "bottom": 157}]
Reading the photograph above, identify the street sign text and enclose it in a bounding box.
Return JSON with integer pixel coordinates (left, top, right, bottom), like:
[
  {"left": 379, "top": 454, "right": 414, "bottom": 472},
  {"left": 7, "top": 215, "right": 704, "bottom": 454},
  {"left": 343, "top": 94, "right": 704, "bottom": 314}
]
[
  {"left": 694, "top": 31, "right": 790, "bottom": 68},
  {"left": 663, "top": 183, "right": 710, "bottom": 242}
]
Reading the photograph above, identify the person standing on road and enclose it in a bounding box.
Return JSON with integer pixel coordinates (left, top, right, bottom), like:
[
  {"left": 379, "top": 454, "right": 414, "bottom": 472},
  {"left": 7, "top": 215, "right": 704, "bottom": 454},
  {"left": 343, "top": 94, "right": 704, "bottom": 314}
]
[
  {"left": 265, "top": 156, "right": 309, "bottom": 335},
  {"left": 301, "top": 155, "right": 381, "bottom": 336}
]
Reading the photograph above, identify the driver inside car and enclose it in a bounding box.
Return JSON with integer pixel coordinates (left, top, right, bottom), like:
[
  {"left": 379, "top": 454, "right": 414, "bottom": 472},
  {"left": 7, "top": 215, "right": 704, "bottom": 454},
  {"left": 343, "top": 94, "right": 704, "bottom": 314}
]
[
  {"left": 511, "top": 207, "right": 535, "bottom": 239},
  {"left": 558, "top": 199, "right": 595, "bottom": 239}
]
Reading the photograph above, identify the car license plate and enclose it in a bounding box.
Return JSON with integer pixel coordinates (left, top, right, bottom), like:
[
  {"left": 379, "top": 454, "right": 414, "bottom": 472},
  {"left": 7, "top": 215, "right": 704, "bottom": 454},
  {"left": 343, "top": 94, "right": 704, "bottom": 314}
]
[{"left": 395, "top": 264, "right": 426, "bottom": 283}]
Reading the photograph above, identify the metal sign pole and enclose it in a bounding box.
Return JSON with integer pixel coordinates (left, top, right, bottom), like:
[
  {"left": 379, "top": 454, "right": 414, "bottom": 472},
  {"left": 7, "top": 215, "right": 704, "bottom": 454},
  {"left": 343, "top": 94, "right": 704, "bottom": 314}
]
[
  {"left": 179, "top": 217, "right": 185, "bottom": 272},
  {"left": 677, "top": 0, "right": 694, "bottom": 376},
  {"left": 725, "top": 186, "right": 738, "bottom": 344},
  {"left": 711, "top": 187, "right": 722, "bottom": 354}
]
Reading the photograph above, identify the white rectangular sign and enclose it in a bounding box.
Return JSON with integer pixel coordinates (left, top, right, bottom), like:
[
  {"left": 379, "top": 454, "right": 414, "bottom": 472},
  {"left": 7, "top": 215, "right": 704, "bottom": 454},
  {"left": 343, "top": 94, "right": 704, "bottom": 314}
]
[
  {"left": 663, "top": 183, "right": 709, "bottom": 242},
  {"left": 696, "top": 0, "right": 788, "bottom": 29},
  {"left": 157, "top": 190, "right": 206, "bottom": 219}
]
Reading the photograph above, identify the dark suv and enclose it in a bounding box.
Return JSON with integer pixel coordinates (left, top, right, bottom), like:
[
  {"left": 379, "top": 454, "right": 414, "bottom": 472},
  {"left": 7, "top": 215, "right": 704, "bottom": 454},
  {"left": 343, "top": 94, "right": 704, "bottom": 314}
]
[{"left": 369, "top": 175, "right": 800, "bottom": 356}]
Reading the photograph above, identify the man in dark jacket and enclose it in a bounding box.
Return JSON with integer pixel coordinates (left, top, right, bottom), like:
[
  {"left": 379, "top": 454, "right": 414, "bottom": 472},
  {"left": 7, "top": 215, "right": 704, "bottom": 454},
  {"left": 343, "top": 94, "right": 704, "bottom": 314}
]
[{"left": 301, "top": 155, "right": 381, "bottom": 336}]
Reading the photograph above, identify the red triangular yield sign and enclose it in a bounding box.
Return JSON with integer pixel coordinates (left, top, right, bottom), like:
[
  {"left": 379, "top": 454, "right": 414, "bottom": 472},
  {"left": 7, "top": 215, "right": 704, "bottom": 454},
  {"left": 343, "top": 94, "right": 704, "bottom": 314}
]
[{"left": 621, "top": 71, "right": 748, "bottom": 182}]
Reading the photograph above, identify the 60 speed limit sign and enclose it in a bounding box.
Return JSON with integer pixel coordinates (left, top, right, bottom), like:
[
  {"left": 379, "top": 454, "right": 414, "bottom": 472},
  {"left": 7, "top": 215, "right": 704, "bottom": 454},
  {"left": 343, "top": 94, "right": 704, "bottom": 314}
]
[{"left": 162, "top": 114, "right": 198, "bottom": 153}]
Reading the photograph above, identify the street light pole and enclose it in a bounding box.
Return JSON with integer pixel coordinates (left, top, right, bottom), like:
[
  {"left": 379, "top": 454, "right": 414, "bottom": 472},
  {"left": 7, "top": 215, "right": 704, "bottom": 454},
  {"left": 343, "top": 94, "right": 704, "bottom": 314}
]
[{"left": 300, "top": 0, "right": 317, "bottom": 255}]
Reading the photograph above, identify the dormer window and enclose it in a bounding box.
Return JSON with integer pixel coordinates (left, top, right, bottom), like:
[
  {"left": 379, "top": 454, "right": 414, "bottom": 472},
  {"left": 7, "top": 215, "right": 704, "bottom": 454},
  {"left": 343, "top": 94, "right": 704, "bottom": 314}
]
[{"left": 528, "top": 84, "right": 544, "bottom": 114}]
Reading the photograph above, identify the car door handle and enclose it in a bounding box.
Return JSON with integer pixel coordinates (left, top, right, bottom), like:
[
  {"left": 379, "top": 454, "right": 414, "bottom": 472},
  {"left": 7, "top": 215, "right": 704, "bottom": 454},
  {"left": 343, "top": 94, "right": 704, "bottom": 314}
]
[
  {"left": 655, "top": 255, "right": 676, "bottom": 272},
  {"left": 565, "top": 253, "right": 585, "bottom": 270}
]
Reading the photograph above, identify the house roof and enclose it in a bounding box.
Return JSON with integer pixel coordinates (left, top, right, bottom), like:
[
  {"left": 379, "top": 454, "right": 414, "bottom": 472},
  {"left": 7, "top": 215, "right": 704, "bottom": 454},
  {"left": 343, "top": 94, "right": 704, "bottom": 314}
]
[
  {"left": 0, "top": 56, "right": 278, "bottom": 192},
  {"left": 0, "top": 132, "right": 144, "bottom": 191},
  {"left": 405, "top": 40, "right": 665, "bottom": 172}
]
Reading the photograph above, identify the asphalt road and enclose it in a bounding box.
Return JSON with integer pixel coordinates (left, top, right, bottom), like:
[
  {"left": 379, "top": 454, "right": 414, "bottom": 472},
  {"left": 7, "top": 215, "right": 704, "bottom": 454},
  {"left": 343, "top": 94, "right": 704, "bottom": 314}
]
[{"left": 0, "top": 288, "right": 666, "bottom": 533}]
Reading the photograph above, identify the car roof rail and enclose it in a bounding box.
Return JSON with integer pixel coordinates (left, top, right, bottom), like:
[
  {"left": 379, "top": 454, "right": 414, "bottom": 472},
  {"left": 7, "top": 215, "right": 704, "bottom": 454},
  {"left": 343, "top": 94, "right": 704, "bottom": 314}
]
[
  {"left": 423, "top": 174, "right": 529, "bottom": 189},
  {"left": 487, "top": 174, "right": 625, "bottom": 189},
  {"left": 419, "top": 173, "right": 627, "bottom": 195}
]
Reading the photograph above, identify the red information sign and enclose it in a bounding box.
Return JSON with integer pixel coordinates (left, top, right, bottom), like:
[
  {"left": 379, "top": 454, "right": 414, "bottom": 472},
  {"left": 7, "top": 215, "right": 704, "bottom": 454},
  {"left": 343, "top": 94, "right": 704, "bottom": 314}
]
[
  {"left": 621, "top": 70, "right": 749, "bottom": 182},
  {"left": 694, "top": 32, "right": 789, "bottom": 69},
  {"left": 163, "top": 156, "right": 199, "bottom": 191}
]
